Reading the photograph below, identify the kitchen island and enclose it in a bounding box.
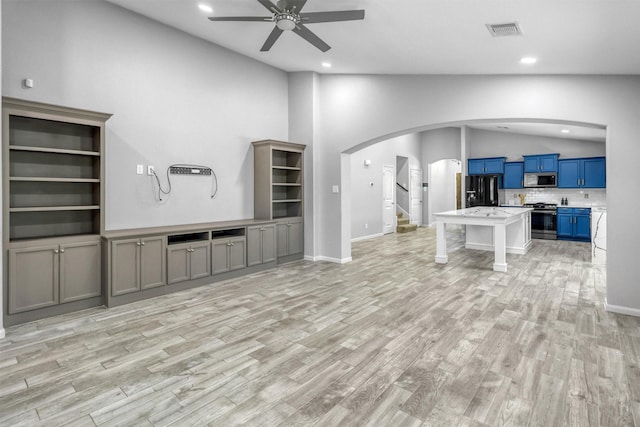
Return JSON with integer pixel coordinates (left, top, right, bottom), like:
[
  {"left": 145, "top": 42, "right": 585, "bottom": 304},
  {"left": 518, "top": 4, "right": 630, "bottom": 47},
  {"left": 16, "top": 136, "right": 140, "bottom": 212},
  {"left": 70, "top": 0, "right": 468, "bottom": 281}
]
[{"left": 434, "top": 206, "right": 533, "bottom": 272}]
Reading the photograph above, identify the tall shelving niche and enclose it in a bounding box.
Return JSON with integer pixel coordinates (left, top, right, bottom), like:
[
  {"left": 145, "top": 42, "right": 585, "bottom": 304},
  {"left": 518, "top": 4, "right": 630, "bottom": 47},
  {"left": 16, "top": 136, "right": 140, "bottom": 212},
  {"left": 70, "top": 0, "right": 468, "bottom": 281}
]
[
  {"left": 3, "top": 97, "right": 111, "bottom": 325},
  {"left": 252, "top": 140, "right": 305, "bottom": 263}
]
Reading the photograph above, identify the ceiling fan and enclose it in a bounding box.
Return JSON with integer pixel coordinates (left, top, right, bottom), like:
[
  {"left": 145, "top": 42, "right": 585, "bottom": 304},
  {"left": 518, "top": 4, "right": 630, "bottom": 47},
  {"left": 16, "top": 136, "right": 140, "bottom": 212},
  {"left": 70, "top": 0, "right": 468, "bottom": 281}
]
[{"left": 208, "top": 0, "right": 365, "bottom": 52}]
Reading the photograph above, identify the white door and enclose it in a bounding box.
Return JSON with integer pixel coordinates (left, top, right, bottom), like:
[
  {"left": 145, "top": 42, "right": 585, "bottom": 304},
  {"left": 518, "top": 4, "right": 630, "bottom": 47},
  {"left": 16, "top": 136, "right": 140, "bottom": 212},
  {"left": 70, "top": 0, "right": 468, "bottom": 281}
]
[
  {"left": 383, "top": 165, "right": 395, "bottom": 234},
  {"left": 410, "top": 168, "right": 422, "bottom": 225}
]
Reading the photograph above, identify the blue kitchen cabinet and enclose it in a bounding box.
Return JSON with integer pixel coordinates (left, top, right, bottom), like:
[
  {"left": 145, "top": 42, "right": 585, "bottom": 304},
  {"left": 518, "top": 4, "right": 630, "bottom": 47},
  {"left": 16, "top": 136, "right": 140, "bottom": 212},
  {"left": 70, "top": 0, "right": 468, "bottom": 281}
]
[
  {"left": 558, "top": 157, "right": 605, "bottom": 188},
  {"left": 523, "top": 154, "right": 559, "bottom": 173},
  {"left": 468, "top": 157, "right": 505, "bottom": 175},
  {"left": 503, "top": 162, "right": 524, "bottom": 189},
  {"left": 557, "top": 209, "right": 573, "bottom": 238},
  {"left": 557, "top": 207, "right": 591, "bottom": 241},
  {"left": 583, "top": 157, "right": 606, "bottom": 188},
  {"left": 558, "top": 159, "right": 580, "bottom": 188}
]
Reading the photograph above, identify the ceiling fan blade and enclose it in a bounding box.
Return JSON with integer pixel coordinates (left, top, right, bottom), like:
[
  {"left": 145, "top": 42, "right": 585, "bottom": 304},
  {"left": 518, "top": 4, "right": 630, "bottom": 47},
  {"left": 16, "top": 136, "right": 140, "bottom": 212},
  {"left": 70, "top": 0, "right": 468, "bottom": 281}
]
[
  {"left": 279, "top": 0, "right": 308, "bottom": 13},
  {"left": 260, "top": 26, "right": 284, "bottom": 51},
  {"left": 208, "top": 16, "right": 272, "bottom": 22},
  {"left": 257, "top": 0, "right": 281, "bottom": 14},
  {"left": 292, "top": 24, "right": 330, "bottom": 52},
  {"left": 300, "top": 10, "right": 365, "bottom": 24}
]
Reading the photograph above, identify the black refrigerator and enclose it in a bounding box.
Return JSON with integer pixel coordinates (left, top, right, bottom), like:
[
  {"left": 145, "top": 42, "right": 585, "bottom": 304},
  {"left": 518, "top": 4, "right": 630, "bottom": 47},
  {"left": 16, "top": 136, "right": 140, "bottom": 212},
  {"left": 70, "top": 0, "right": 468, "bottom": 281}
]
[{"left": 466, "top": 175, "right": 500, "bottom": 207}]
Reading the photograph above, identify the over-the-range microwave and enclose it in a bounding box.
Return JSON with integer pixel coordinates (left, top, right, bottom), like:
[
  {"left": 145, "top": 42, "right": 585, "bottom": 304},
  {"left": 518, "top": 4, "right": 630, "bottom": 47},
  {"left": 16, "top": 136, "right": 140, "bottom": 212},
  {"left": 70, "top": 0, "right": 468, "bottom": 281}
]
[{"left": 524, "top": 173, "right": 557, "bottom": 188}]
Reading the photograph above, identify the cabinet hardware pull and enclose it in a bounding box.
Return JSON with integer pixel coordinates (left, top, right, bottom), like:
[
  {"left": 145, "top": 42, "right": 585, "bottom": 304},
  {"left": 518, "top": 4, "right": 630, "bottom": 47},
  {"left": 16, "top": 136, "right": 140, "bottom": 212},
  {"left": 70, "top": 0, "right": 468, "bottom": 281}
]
[
  {"left": 137, "top": 242, "right": 141, "bottom": 246},
  {"left": 54, "top": 249, "right": 59, "bottom": 254},
  {"left": 60, "top": 249, "right": 65, "bottom": 253},
  {"left": 141, "top": 242, "right": 145, "bottom": 246}
]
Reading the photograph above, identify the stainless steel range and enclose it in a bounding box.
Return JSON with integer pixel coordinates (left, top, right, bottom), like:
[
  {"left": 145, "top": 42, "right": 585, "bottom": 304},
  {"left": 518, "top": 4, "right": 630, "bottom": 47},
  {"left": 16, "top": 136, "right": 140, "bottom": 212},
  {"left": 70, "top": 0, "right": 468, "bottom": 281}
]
[{"left": 525, "top": 203, "right": 558, "bottom": 240}]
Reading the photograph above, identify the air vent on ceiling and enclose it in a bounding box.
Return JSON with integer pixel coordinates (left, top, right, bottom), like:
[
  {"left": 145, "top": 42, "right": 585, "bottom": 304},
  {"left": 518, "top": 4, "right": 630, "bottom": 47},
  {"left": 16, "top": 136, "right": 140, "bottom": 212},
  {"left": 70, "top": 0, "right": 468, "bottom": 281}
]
[{"left": 486, "top": 22, "right": 522, "bottom": 37}]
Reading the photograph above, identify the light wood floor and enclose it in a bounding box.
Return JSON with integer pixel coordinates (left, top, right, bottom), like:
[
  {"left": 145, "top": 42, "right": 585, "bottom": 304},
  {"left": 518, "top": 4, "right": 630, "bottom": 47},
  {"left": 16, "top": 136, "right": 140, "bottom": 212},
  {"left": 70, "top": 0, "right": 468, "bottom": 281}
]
[{"left": 1, "top": 227, "right": 638, "bottom": 426}]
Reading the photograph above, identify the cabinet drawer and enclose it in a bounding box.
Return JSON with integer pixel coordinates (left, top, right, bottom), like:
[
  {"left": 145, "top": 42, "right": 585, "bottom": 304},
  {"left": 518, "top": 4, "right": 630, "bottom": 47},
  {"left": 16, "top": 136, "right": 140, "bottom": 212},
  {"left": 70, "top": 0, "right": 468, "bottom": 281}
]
[
  {"left": 557, "top": 207, "right": 573, "bottom": 214},
  {"left": 574, "top": 208, "right": 591, "bottom": 215}
]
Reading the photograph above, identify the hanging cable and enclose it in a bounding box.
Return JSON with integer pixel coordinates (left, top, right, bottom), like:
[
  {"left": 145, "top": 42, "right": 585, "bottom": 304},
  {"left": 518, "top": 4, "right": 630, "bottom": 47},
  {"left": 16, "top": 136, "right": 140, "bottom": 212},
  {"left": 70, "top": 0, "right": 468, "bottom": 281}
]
[{"left": 150, "top": 163, "right": 218, "bottom": 201}]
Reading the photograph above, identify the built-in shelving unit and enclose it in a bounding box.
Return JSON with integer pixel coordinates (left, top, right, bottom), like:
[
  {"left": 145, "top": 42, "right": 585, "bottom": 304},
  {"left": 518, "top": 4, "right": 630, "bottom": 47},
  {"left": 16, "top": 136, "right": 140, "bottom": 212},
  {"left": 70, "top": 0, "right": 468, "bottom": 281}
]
[
  {"left": 252, "top": 140, "right": 305, "bottom": 263},
  {"left": 253, "top": 140, "right": 305, "bottom": 220},
  {"left": 3, "top": 97, "right": 111, "bottom": 325},
  {"left": 5, "top": 106, "right": 108, "bottom": 241}
]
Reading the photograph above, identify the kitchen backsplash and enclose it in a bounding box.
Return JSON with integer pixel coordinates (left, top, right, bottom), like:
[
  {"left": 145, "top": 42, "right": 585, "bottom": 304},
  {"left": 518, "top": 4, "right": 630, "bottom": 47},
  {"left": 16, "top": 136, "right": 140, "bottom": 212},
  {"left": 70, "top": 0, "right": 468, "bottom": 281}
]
[{"left": 500, "top": 188, "right": 606, "bottom": 207}]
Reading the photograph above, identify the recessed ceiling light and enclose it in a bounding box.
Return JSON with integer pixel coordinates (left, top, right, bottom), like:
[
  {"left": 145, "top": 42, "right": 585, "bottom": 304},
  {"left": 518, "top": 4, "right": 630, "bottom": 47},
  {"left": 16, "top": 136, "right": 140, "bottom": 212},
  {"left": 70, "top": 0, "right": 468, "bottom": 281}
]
[
  {"left": 322, "top": 62, "right": 332, "bottom": 68},
  {"left": 198, "top": 4, "right": 213, "bottom": 13},
  {"left": 520, "top": 57, "right": 537, "bottom": 65},
  {"left": 561, "top": 129, "right": 570, "bottom": 133}
]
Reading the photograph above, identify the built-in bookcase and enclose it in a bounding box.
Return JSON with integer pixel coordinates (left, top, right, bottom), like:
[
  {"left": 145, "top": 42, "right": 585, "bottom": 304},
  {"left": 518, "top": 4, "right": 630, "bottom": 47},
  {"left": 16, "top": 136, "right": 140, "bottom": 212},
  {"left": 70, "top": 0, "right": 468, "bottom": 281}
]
[
  {"left": 3, "top": 97, "right": 111, "bottom": 325},
  {"left": 3, "top": 99, "right": 110, "bottom": 241},
  {"left": 252, "top": 140, "right": 305, "bottom": 220}
]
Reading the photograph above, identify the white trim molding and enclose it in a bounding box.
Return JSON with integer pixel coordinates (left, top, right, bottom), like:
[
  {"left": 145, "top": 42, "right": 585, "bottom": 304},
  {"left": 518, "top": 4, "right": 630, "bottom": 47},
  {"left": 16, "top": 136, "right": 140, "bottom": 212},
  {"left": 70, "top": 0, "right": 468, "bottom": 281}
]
[
  {"left": 604, "top": 299, "right": 640, "bottom": 318},
  {"left": 351, "top": 233, "right": 384, "bottom": 243},
  {"left": 0, "top": 328, "right": 5, "bottom": 339}
]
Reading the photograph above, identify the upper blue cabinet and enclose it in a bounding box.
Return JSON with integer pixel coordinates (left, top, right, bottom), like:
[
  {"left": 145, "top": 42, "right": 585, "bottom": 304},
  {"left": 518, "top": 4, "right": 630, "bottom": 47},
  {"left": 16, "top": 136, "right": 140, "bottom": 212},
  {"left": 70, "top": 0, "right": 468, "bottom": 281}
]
[
  {"left": 503, "top": 162, "right": 524, "bottom": 189},
  {"left": 523, "top": 154, "right": 559, "bottom": 173},
  {"left": 468, "top": 157, "right": 506, "bottom": 175},
  {"left": 558, "top": 157, "right": 606, "bottom": 188}
]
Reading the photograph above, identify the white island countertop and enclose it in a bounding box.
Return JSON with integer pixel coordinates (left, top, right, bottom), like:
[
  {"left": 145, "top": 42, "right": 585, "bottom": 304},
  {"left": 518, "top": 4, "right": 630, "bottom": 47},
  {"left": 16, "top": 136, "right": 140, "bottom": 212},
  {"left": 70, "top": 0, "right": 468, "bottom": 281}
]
[
  {"left": 434, "top": 206, "right": 533, "bottom": 272},
  {"left": 434, "top": 206, "right": 532, "bottom": 220}
]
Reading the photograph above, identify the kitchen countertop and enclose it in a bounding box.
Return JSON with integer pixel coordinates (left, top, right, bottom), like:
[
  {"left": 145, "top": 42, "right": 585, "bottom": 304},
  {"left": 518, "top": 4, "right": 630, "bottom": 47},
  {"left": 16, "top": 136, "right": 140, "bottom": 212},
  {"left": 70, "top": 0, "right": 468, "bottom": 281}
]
[{"left": 435, "top": 206, "right": 532, "bottom": 219}]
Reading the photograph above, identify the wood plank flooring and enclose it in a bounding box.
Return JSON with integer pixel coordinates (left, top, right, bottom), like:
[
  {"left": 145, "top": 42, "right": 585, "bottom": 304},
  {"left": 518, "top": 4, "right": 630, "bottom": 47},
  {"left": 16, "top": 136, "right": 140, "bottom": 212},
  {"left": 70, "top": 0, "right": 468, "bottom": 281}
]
[{"left": 1, "top": 227, "right": 638, "bottom": 426}]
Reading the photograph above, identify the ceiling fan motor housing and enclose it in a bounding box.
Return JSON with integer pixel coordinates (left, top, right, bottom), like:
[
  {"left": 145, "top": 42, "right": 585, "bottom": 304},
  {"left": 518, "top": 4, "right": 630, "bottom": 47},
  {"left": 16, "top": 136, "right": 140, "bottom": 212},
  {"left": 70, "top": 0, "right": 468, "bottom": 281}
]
[{"left": 275, "top": 12, "right": 299, "bottom": 30}]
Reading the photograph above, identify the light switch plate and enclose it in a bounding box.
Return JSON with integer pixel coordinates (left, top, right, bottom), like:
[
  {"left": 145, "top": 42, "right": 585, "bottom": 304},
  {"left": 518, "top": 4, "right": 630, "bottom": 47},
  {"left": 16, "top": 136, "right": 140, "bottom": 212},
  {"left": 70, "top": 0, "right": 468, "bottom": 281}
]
[
  {"left": 136, "top": 164, "right": 144, "bottom": 175},
  {"left": 332, "top": 185, "right": 339, "bottom": 193}
]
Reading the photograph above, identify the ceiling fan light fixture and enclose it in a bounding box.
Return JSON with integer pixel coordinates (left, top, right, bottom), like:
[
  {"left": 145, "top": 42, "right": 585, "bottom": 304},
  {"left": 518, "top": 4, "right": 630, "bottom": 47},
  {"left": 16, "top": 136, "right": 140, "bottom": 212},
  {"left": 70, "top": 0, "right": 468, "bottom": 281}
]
[{"left": 275, "top": 14, "right": 298, "bottom": 31}]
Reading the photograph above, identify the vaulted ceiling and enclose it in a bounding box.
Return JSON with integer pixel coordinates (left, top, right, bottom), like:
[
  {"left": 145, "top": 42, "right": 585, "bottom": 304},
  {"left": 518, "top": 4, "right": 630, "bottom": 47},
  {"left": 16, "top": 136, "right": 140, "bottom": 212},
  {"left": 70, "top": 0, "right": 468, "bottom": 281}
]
[{"left": 105, "top": 0, "right": 640, "bottom": 75}]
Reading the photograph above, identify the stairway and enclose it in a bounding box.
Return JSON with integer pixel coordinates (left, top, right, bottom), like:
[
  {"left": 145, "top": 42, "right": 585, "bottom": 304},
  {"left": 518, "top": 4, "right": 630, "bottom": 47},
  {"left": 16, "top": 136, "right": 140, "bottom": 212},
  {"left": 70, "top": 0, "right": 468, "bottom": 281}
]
[{"left": 396, "top": 212, "right": 417, "bottom": 233}]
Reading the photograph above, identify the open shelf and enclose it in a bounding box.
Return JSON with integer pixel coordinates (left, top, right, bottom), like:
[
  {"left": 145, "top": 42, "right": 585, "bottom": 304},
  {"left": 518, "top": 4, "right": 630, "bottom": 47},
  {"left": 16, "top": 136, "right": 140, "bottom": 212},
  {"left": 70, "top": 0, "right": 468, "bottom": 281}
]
[
  {"left": 9, "top": 115, "right": 99, "bottom": 152},
  {"left": 10, "top": 210, "right": 99, "bottom": 241},
  {"left": 10, "top": 145, "right": 100, "bottom": 157}
]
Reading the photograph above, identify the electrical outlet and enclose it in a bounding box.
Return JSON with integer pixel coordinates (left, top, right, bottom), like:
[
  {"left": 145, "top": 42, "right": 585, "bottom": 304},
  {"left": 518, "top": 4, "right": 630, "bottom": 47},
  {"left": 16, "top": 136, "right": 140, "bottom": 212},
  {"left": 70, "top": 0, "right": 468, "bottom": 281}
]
[
  {"left": 584, "top": 193, "right": 589, "bottom": 199},
  {"left": 365, "top": 223, "right": 368, "bottom": 229},
  {"left": 136, "top": 164, "right": 144, "bottom": 175},
  {"left": 148, "top": 165, "right": 155, "bottom": 176}
]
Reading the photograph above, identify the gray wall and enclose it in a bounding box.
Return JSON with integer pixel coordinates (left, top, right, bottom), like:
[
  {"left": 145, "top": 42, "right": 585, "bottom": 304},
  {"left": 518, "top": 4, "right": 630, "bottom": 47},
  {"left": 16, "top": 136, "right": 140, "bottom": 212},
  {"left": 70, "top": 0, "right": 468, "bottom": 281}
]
[
  {"left": 350, "top": 133, "right": 421, "bottom": 240},
  {"left": 468, "top": 128, "right": 606, "bottom": 161},
  {"left": 3, "top": 0, "right": 289, "bottom": 230},
  {"left": 288, "top": 72, "right": 318, "bottom": 259},
  {"left": 420, "top": 127, "right": 462, "bottom": 223},
  {"left": 323, "top": 74, "right": 639, "bottom": 315}
]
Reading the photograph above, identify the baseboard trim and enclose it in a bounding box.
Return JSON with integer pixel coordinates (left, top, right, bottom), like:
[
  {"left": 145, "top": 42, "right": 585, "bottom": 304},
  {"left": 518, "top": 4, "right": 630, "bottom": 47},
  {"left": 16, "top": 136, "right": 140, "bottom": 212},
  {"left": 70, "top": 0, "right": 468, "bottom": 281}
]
[
  {"left": 0, "top": 328, "right": 5, "bottom": 339},
  {"left": 314, "top": 256, "right": 352, "bottom": 264},
  {"left": 351, "top": 233, "right": 384, "bottom": 243},
  {"left": 465, "top": 243, "right": 529, "bottom": 255},
  {"left": 604, "top": 300, "right": 640, "bottom": 318}
]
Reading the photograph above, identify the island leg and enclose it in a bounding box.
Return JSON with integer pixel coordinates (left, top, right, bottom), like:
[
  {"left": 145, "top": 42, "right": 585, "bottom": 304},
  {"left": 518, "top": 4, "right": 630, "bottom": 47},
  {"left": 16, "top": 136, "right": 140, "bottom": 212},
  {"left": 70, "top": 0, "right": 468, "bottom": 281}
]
[
  {"left": 435, "top": 220, "right": 448, "bottom": 264},
  {"left": 493, "top": 223, "right": 508, "bottom": 272}
]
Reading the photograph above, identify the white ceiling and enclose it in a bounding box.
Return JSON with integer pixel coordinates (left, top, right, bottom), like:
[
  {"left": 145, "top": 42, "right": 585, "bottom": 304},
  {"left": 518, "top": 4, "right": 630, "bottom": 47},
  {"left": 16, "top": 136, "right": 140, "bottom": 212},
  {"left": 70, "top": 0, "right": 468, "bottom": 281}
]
[
  {"left": 468, "top": 122, "right": 606, "bottom": 142},
  {"left": 105, "top": 0, "right": 640, "bottom": 75},
  {"left": 103, "top": 0, "right": 624, "bottom": 141}
]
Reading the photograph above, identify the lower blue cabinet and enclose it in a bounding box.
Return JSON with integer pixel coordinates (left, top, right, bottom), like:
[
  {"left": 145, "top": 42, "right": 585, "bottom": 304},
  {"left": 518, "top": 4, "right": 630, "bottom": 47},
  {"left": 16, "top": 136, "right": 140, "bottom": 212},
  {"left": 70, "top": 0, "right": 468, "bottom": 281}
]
[{"left": 557, "top": 207, "right": 591, "bottom": 241}]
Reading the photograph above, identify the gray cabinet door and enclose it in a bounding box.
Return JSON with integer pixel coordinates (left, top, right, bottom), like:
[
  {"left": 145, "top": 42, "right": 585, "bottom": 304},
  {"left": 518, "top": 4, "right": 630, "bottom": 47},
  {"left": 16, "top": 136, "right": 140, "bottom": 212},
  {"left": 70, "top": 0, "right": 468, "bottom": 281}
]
[
  {"left": 111, "top": 239, "right": 141, "bottom": 296},
  {"left": 140, "top": 236, "right": 165, "bottom": 289},
  {"left": 287, "top": 220, "right": 303, "bottom": 255},
  {"left": 167, "top": 244, "right": 190, "bottom": 285},
  {"left": 60, "top": 240, "right": 101, "bottom": 303},
  {"left": 212, "top": 240, "right": 231, "bottom": 275},
  {"left": 276, "top": 223, "right": 289, "bottom": 257},
  {"left": 190, "top": 242, "right": 211, "bottom": 280},
  {"left": 262, "top": 224, "right": 276, "bottom": 263},
  {"left": 8, "top": 244, "right": 59, "bottom": 314},
  {"left": 247, "top": 226, "right": 262, "bottom": 267},
  {"left": 229, "top": 238, "right": 246, "bottom": 271}
]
